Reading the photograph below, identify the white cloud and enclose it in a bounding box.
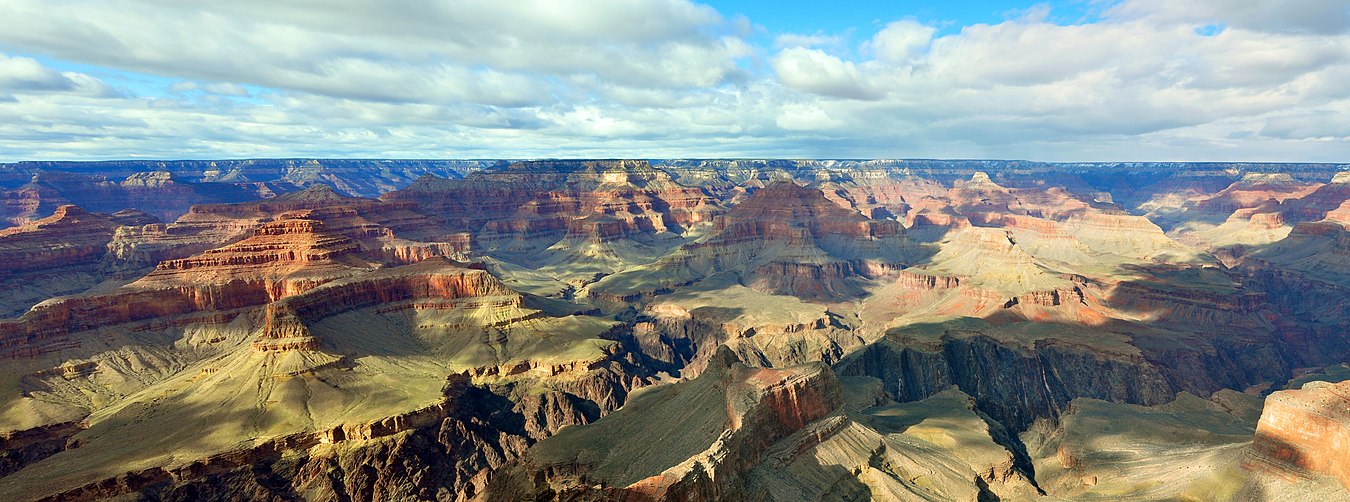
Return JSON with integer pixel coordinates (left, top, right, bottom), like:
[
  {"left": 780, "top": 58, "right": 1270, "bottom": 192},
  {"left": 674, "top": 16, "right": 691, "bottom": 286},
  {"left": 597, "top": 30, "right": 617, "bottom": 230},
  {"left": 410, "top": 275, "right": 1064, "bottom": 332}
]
[
  {"left": 0, "top": 0, "right": 749, "bottom": 103},
  {"left": 771, "top": 47, "right": 881, "bottom": 100},
  {"left": 0, "top": 55, "right": 116, "bottom": 98},
  {"left": 868, "top": 20, "right": 936, "bottom": 62},
  {"left": 0, "top": 1, "right": 1347, "bottom": 162},
  {"left": 0, "top": 55, "right": 75, "bottom": 92},
  {"left": 754, "top": 2, "right": 1350, "bottom": 159}
]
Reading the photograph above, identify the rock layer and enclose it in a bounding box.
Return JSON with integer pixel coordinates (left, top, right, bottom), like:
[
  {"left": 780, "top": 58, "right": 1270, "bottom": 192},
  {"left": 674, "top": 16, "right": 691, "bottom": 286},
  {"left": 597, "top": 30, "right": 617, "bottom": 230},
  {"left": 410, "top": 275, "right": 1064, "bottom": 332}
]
[{"left": 1251, "top": 380, "right": 1350, "bottom": 490}]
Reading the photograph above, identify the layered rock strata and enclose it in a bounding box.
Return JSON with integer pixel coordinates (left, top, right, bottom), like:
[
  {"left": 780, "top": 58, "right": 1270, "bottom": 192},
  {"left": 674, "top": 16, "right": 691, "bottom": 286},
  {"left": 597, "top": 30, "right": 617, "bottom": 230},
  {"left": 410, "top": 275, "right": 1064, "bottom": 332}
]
[{"left": 1251, "top": 380, "right": 1350, "bottom": 490}]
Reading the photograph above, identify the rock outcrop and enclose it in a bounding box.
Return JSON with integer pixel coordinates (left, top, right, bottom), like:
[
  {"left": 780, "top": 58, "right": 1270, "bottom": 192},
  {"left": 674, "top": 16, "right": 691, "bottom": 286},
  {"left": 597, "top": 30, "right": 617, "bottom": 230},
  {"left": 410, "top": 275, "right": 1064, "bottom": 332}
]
[
  {"left": 836, "top": 330, "right": 1181, "bottom": 431},
  {"left": 384, "top": 160, "right": 720, "bottom": 285},
  {"left": 0, "top": 205, "right": 131, "bottom": 317},
  {"left": 589, "top": 182, "right": 913, "bottom": 303},
  {"left": 1251, "top": 380, "right": 1350, "bottom": 490},
  {"left": 0, "top": 205, "right": 121, "bottom": 276},
  {"left": 485, "top": 347, "right": 842, "bottom": 500}
]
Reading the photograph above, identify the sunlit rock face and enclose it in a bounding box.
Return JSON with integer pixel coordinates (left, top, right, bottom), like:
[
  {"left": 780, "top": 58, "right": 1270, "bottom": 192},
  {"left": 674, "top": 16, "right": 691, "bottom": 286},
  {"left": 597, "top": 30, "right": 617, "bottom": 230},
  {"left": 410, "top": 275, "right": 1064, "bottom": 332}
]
[
  {"left": 1252, "top": 380, "right": 1350, "bottom": 490},
  {"left": 383, "top": 160, "right": 723, "bottom": 288},
  {"left": 0, "top": 159, "right": 1347, "bottom": 501}
]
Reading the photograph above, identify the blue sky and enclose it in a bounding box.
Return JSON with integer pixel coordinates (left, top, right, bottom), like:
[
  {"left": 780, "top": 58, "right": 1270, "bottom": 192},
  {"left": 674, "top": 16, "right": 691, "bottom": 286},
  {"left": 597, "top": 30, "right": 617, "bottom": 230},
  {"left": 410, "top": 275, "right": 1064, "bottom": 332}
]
[{"left": 0, "top": 0, "right": 1348, "bottom": 162}]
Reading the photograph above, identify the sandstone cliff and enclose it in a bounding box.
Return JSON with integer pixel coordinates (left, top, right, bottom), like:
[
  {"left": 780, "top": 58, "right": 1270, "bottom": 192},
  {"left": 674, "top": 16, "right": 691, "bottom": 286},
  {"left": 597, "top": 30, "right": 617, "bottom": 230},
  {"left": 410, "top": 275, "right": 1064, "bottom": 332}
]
[{"left": 1251, "top": 380, "right": 1350, "bottom": 491}]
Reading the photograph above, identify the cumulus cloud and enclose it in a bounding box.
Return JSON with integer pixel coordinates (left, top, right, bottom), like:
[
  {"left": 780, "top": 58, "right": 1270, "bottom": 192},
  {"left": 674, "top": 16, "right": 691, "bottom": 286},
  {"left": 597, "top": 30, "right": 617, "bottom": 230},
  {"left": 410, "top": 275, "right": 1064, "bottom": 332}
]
[
  {"left": 0, "top": 55, "right": 116, "bottom": 97},
  {"left": 0, "top": 0, "right": 1347, "bottom": 162},
  {"left": 0, "top": 55, "right": 76, "bottom": 92},
  {"left": 771, "top": 47, "right": 881, "bottom": 100},
  {"left": 756, "top": 1, "right": 1350, "bottom": 159},
  {"left": 868, "top": 20, "right": 935, "bottom": 62}
]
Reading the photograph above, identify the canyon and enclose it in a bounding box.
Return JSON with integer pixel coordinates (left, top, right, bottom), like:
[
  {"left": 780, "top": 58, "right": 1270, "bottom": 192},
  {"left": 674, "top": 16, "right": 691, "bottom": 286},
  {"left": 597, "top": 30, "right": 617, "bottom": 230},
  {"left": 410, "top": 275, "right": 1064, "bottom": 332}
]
[{"left": 0, "top": 159, "right": 1347, "bottom": 501}]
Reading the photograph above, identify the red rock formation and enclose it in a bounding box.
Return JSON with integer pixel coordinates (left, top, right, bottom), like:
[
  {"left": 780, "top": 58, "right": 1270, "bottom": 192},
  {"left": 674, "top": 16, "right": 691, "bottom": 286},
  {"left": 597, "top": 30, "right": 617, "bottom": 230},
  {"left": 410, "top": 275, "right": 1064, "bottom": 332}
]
[
  {"left": 0, "top": 205, "right": 120, "bottom": 275},
  {"left": 107, "top": 186, "right": 468, "bottom": 271},
  {"left": 1192, "top": 173, "right": 1321, "bottom": 216},
  {"left": 382, "top": 161, "right": 720, "bottom": 239},
  {"left": 0, "top": 215, "right": 378, "bottom": 359},
  {"left": 723, "top": 182, "right": 901, "bottom": 240},
  {"left": 0, "top": 205, "right": 143, "bottom": 317},
  {"left": 1269, "top": 176, "right": 1350, "bottom": 225},
  {"left": 155, "top": 219, "right": 359, "bottom": 272},
  {"left": 819, "top": 176, "right": 947, "bottom": 221},
  {"left": 1325, "top": 200, "right": 1350, "bottom": 225},
  {"left": 0, "top": 182, "right": 71, "bottom": 228},
  {"left": 0, "top": 182, "right": 492, "bottom": 357},
  {"left": 255, "top": 258, "right": 514, "bottom": 345},
  {"left": 1251, "top": 380, "right": 1350, "bottom": 490},
  {"left": 602, "top": 182, "right": 912, "bottom": 301}
]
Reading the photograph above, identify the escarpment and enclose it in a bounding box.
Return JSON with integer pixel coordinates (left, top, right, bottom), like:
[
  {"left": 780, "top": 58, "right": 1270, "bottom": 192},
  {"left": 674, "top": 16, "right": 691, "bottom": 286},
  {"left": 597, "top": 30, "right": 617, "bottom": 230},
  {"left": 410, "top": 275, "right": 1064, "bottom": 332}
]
[
  {"left": 484, "top": 348, "right": 844, "bottom": 500},
  {"left": 0, "top": 216, "right": 379, "bottom": 358},
  {"left": 0, "top": 205, "right": 121, "bottom": 271},
  {"left": 0, "top": 205, "right": 131, "bottom": 317},
  {"left": 0, "top": 170, "right": 303, "bottom": 228},
  {"left": 255, "top": 258, "right": 514, "bottom": 346},
  {"left": 835, "top": 333, "right": 1177, "bottom": 431}
]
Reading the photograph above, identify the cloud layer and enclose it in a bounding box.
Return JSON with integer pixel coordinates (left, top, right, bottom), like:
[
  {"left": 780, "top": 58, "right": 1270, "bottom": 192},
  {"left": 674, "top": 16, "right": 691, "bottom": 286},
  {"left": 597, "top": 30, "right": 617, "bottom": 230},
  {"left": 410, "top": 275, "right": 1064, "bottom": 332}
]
[{"left": 0, "top": 0, "right": 1347, "bottom": 161}]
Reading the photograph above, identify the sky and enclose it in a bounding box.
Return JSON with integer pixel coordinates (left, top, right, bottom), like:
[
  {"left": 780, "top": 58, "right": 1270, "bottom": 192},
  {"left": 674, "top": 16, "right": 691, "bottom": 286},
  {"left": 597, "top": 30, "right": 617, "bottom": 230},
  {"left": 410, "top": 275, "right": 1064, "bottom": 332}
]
[{"left": 0, "top": 0, "right": 1348, "bottom": 162}]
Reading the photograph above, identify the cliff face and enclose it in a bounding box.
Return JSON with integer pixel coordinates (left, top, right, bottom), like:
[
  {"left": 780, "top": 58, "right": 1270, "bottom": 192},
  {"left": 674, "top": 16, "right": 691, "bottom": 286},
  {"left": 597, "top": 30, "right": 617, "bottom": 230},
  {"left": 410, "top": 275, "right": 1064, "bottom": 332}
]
[
  {"left": 1251, "top": 380, "right": 1350, "bottom": 490},
  {"left": 0, "top": 257, "right": 646, "bottom": 501},
  {"left": 0, "top": 183, "right": 70, "bottom": 228},
  {"left": 835, "top": 333, "right": 1181, "bottom": 431},
  {"left": 627, "top": 290, "right": 863, "bottom": 380},
  {"left": 383, "top": 162, "right": 721, "bottom": 285},
  {"left": 0, "top": 202, "right": 467, "bottom": 359},
  {"left": 589, "top": 182, "right": 915, "bottom": 303},
  {"left": 0, "top": 422, "right": 83, "bottom": 479},
  {"left": 254, "top": 259, "right": 513, "bottom": 351},
  {"left": 383, "top": 160, "right": 716, "bottom": 229},
  {"left": 0, "top": 159, "right": 494, "bottom": 204},
  {"left": 0, "top": 205, "right": 120, "bottom": 275},
  {"left": 0, "top": 205, "right": 134, "bottom": 318},
  {"left": 485, "top": 350, "right": 1050, "bottom": 501},
  {"left": 485, "top": 348, "right": 843, "bottom": 500}
]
